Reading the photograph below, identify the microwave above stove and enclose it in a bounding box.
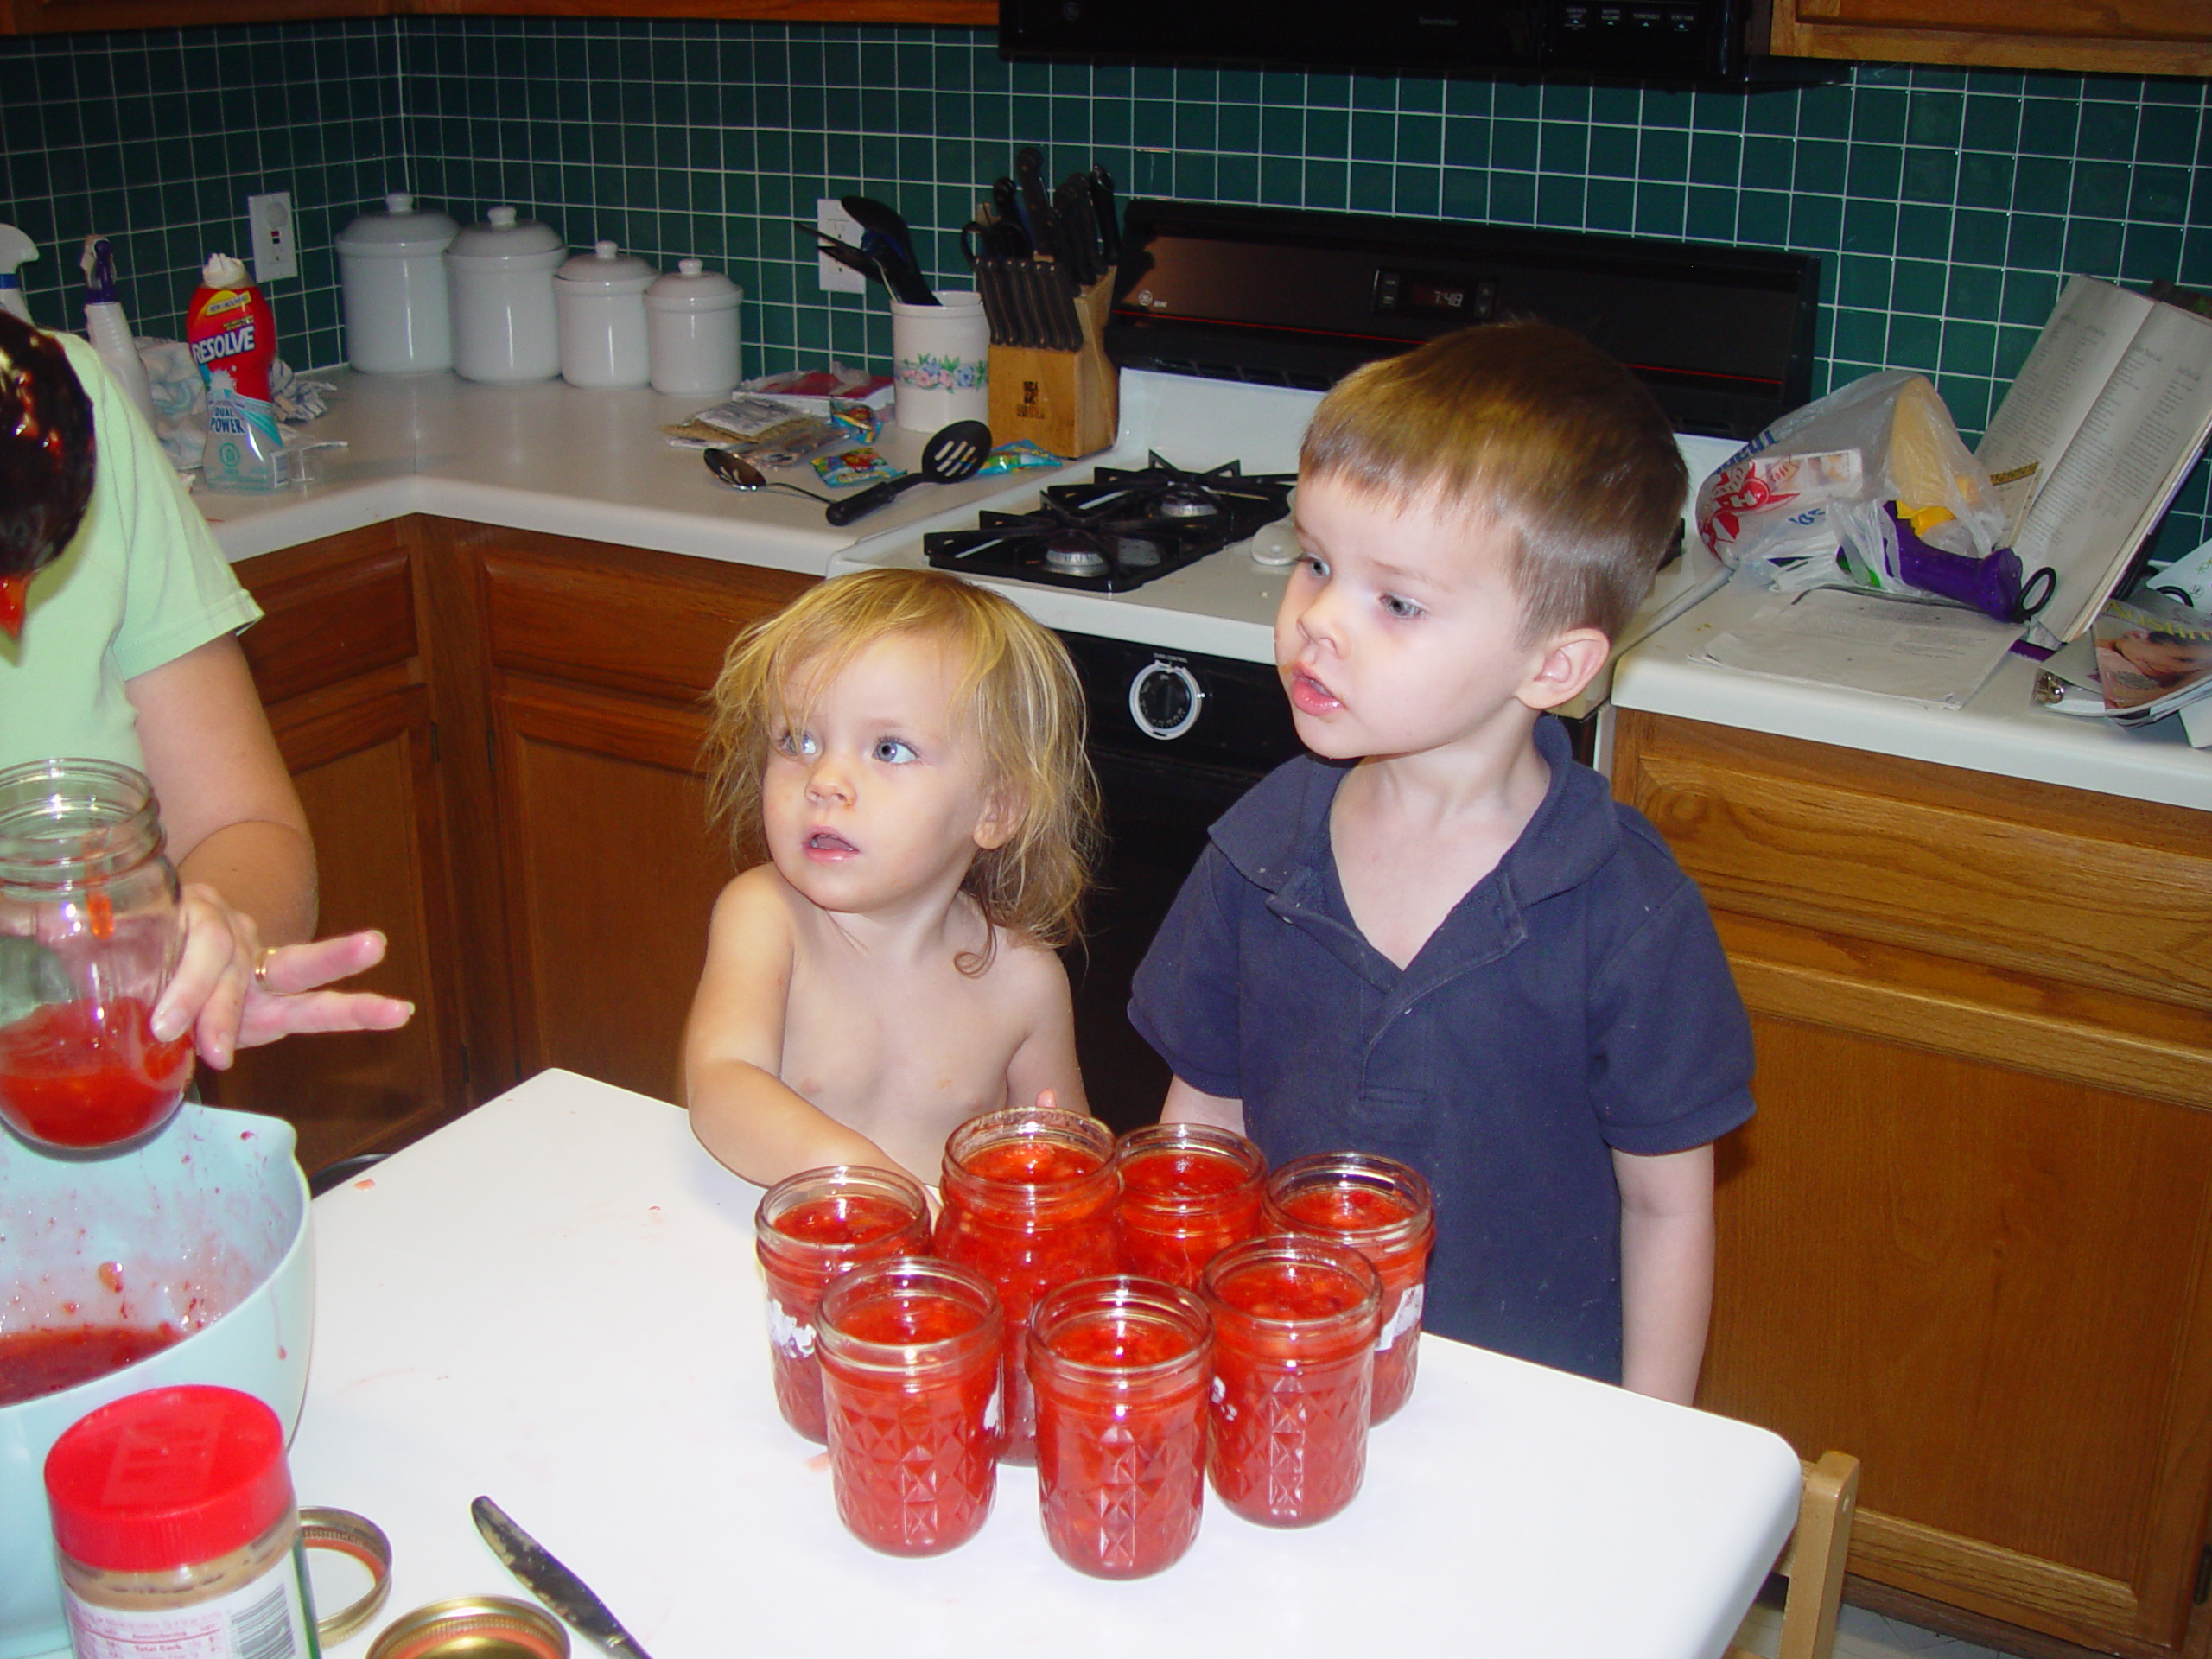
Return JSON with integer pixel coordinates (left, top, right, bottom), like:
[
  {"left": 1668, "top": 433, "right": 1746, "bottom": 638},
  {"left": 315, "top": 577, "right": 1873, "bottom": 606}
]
[{"left": 998, "top": 0, "right": 1830, "bottom": 87}]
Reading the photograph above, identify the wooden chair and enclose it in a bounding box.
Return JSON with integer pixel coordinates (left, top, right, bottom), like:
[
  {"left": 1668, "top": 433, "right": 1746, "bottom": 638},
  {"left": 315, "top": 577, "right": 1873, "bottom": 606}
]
[{"left": 1727, "top": 1451, "right": 1862, "bottom": 1659}]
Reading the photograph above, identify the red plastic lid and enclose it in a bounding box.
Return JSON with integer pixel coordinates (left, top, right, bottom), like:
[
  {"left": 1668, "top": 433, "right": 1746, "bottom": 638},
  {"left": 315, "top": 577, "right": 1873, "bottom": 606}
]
[{"left": 44, "top": 1385, "right": 296, "bottom": 1571}]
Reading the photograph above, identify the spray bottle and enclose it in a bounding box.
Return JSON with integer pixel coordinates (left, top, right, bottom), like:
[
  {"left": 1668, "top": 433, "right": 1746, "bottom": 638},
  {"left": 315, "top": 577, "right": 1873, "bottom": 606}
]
[
  {"left": 80, "top": 237, "right": 159, "bottom": 431},
  {"left": 0, "top": 225, "right": 37, "bottom": 323},
  {"left": 186, "top": 251, "right": 289, "bottom": 491}
]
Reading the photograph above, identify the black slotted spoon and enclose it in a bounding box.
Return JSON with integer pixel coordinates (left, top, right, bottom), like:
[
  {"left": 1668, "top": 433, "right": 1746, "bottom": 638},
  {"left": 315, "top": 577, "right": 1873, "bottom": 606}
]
[{"left": 824, "top": 420, "right": 993, "bottom": 528}]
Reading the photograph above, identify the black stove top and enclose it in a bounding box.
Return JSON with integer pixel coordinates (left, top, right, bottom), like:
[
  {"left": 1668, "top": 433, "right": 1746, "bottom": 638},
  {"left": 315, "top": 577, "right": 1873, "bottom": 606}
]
[{"left": 922, "top": 454, "right": 1294, "bottom": 592}]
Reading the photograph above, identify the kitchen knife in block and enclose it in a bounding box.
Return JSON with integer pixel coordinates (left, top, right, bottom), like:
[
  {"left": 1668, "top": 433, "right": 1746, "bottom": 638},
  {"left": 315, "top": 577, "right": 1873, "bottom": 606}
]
[{"left": 986, "top": 273, "right": 1119, "bottom": 460}]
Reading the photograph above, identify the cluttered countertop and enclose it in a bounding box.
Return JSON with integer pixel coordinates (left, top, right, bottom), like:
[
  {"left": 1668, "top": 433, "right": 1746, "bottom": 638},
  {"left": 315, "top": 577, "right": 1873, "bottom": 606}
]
[
  {"left": 188, "top": 366, "right": 1071, "bottom": 576},
  {"left": 184, "top": 359, "right": 2212, "bottom": 815}
]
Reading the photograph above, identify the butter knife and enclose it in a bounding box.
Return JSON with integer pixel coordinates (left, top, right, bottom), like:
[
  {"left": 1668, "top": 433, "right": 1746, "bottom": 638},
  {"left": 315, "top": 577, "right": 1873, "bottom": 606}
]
[{"left": 471, "top": 1496, "right": 654, "bottom": 1659}]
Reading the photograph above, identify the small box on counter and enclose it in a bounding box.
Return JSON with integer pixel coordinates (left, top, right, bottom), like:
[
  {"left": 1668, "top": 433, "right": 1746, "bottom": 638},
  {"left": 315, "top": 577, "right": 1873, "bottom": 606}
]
[{"left": 982, "top": 270, "right": 1118, "bottom": 461}]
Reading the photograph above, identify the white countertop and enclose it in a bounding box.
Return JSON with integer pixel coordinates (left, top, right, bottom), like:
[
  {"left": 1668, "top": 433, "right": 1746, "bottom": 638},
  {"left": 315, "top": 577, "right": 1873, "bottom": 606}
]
[
  {"left": 1614, "top": 577, "right": 2212, "bottom": 813},
  {"left": 193, "top": 370, "right": 1069, "bottom": 575},
  {"left": 290, "top": 1068, "right": 1801, "bottom": 1659}
]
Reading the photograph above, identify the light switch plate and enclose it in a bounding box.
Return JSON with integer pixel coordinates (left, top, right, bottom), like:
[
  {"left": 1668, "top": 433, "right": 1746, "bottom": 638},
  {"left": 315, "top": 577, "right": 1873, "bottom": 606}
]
[
  {"left": 816, "top": 197, "right": 865, "bottom": 294},
  {"left": 246, "top": 191, "right": 297, "bottom": 283}
]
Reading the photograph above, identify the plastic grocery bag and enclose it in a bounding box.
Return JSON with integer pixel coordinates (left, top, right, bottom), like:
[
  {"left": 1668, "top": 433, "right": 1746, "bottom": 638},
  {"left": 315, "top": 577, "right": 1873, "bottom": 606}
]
[{"left": 1696, "top": 371, "right": 2047, "bottom": 621}]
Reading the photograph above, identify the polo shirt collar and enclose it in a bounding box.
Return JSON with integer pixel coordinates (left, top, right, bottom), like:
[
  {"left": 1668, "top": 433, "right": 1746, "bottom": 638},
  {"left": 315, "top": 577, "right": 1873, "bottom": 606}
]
[{"left": 1211, "top": 716, "right": 1621, "bottom": 994}]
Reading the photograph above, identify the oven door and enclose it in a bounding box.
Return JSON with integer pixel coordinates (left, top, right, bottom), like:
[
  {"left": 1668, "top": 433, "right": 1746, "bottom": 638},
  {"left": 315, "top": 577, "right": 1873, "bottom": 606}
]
[{"left": 1058, "top": 633, "right": 1304, "bottom": 1132}]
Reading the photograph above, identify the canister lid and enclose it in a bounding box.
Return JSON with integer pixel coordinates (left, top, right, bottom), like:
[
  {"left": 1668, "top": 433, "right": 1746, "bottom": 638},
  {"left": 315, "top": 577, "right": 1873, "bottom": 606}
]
[
  {"left": 645, "top": 257, "right": 742, "bottom": 313},
  {"left": 447, "top": 206, "right": 565, "bottom": 263},
  {"left": 556, "top": 239, "right": 658, "bottom": 293},
  {"left": 337, "top": 192, "right": 461, "bottom": 256},
  {"left": 44, "top": 1385, "right": 296, "bottom": 1572}
]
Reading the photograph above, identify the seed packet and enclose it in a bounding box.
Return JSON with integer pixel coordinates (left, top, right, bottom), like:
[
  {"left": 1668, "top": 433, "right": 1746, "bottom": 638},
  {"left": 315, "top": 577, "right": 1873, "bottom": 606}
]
[{"left": 812, "top": 447, "right": 904, "bottom": 488}]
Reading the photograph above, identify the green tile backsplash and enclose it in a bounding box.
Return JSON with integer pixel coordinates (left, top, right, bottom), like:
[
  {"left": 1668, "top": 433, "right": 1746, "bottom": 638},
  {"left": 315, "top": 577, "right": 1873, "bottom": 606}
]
[{"left": 2, "top": 17, "right": 2207, "bottom": 556}]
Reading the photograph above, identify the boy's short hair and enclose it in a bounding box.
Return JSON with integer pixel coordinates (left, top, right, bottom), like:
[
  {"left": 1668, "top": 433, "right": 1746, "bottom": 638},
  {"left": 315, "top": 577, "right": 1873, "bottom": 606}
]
[
  {"left": 1300, "top": 319, "right": 1688, "bottom": 644},
  {"left": 705, "top": 568, "right": 1099, "bottom": 951}
]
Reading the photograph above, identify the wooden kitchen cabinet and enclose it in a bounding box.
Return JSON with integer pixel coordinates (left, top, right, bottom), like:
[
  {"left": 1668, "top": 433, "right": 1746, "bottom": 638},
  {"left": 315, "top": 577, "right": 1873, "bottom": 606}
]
[
  {"left": 204, "top": 521, "right": 470, "bottom": 1178},
  {"left": 1766, "top": 0, "right": 2212, "bottom": 77},
  {"left": 1613, "top": 709, "right": 2212, "bottom": 1659},
  {"left": 423, "top": 521, "right": 812, "bottom": 1105},
  {"left": 10, "top": 0, "right": 385, "bottom": 29},
  {"left": 9, "top": 0, "right": 983, "bottom": 28}
]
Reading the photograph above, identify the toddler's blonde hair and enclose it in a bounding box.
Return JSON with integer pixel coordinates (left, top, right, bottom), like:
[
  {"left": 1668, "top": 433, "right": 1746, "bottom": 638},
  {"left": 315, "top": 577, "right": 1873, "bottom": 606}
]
[{"left": 706, "top": 569, "right": 1099, "bottom": 957}]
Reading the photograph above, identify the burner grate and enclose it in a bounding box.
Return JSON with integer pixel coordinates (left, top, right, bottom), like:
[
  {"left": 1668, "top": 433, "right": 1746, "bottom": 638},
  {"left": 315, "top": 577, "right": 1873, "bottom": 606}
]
[{"left": 923, "top": 453, "right": 1294, "bottom": 592}]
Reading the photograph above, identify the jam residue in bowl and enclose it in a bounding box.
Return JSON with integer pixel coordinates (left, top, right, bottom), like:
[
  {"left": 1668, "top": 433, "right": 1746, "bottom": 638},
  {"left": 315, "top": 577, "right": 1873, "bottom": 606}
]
[{"left": 0, "top": 1324, "right": 183, "bottom": 1408}]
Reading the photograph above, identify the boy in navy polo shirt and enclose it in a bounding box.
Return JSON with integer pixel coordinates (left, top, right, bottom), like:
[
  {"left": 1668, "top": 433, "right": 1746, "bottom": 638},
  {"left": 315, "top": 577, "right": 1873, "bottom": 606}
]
[{"left": 1129, "top": 321, "right": 1754, "bottom": 1402}]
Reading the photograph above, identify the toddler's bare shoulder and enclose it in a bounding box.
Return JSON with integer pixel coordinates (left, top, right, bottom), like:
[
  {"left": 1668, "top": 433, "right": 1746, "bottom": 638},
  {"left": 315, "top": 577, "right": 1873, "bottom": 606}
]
[
  {"left": 709, "top": 865, "right": 804, "bottom": 941},
  {"left": 987, "top": 929, "right": 1074, "bottom": 999}
]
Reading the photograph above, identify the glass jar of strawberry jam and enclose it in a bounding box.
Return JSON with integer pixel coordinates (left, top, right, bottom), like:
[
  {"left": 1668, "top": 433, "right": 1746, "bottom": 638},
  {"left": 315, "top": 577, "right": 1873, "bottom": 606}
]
[
  {"left": 1263, "top": 1152, "right": 1437, "bottom": 1423},
  {"left": 1113, "top": 1122, "right": 1266, "bottom": 1291},
  {"left": 0, "top": 760, "right": 191, "bottom": 1151},
  {"left": 1200, "top": 1236, "right": 1382, "bottom": 1528},
  {"left": 1027, "top": 1274, "right": 1213, "bottom": 1579},
  {"left": 753, "top": 1165, "right": 934, "bottom": 1443},
  {"left": 815, "top": 1257, "right": 1004, "bottom": 1557},
  {"left": 933, "top": 1104, "right": 1119, "bottom": 1465}
]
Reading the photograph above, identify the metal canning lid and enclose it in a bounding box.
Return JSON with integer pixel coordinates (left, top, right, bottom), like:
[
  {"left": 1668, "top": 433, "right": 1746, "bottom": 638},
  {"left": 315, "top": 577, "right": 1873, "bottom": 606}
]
[
  {"left": 299, "top": 1507, "right": 394, "bottom": 1644},
  {"left": 366, "top": 1597, "right": 569, "bottom": 1659}
]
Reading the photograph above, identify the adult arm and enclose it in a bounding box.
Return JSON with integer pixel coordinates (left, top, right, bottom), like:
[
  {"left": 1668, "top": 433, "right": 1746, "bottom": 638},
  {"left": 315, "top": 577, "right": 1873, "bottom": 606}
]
[
  {"left": 129, "top": 634, "right": 410, "bottom": 1066},
  {"left": 683, "top": 871, "right": 901, "bottom": 1186},
  {"left": 1160, "top": 1077, "right": 1245, "bottom": 1130},
  {"left": 1613, "top": 1141, "right": 1715, "bottom": 1406}
]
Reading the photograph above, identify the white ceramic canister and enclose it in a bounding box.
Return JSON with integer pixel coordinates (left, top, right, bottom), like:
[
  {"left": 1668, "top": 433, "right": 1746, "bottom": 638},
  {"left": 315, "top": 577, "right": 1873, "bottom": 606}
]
[
  {"left": 556, "top": 240, "right": 657, "bottom": 390},
  {"left": 444, "top": 206, "right": 564, "bottom": 385},
  {"left": 335, "top": 192, "right": 459, "bottom": 374},
  {"left": 891, "top": 290, "right": 989, "bottom": 431},
  {"left": 645, "top": 259, "right": 742, "bottom": 396}
]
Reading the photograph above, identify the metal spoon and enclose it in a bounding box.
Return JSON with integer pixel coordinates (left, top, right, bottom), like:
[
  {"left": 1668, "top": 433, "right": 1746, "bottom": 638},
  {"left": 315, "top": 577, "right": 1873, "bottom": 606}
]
[
  {"left": 704, "top": 447, "right": 833, "bottom": 504},
  {"left": 823, "top": 420, "right": 994, "bottom": 527}
]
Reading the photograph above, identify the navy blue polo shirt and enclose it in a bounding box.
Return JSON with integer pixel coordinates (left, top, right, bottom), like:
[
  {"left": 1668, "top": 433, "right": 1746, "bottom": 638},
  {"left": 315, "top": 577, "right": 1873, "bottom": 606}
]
[{"left": 1129, "top": 716, "right": 1755, "bottom": 1382}]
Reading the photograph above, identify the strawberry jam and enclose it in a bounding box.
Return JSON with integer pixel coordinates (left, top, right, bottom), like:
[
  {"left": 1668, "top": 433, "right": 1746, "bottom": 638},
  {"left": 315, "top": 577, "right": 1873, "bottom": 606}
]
[
  {"left": 1027, "top": 1277, "right": 1212, "bottom": 1579},
  {"left": 1201, "top": 1236, "right": 1382, "bottom": 1528},
  {"left": 1114, "top": 1123, "right": 1266, "bottom": 1292},
  {"left": 0, "top": 1325, "right": 181, "bottom": 1407},
  {"left": 0, "top": 995, "right": 193, "bottom": 1149},
  {"left": 815, "top": 1260, "right": 1002, "bottom": 1557},
  {"left": 754, "top": 1167, "right": 933, "bottom": 1443},
  {"left": 934, "top": 1106, "right": 1119, "bottom": 1465},
  {"left": 1265, "top": 1153, "right": 1437, "bottom": 1424}
]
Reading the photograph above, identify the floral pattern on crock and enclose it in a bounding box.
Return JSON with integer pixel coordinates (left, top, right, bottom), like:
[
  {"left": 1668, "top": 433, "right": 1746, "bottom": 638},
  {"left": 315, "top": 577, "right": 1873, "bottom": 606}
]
[{"left": 895, "top": 353, "right": 988, "bottom": 391}]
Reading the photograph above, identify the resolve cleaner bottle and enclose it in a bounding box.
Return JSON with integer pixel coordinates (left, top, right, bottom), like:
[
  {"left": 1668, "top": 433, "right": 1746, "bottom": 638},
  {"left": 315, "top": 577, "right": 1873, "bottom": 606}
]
[{"left": 186, "top": 252, "right": 289, "bottom": 490}]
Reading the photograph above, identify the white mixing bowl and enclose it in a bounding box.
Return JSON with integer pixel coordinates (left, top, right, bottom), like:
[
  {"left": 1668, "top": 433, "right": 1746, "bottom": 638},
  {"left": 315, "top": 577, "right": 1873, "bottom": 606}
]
[{"left": 0, "top": 1106, "right": 313, "bottom": 1659}]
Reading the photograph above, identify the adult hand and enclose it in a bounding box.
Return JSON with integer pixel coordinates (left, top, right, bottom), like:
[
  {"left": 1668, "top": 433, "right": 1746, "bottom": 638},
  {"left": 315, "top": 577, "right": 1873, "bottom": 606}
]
[{"left": 152, "top": 881, "right": 414, "bottom": 1067}]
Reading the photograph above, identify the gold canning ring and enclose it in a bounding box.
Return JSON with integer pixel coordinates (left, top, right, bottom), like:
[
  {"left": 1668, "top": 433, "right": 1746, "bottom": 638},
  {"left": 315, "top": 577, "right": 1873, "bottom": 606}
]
[{"left": 299, "top": 1507, "right": 395, "bottom": 1644}]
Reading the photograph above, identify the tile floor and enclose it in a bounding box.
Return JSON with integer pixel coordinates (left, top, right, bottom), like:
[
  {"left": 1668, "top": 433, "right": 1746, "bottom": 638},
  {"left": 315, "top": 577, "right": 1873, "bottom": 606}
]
[{"left": 1732, "top": 1599, "right": 2017, "bottom": 1658}]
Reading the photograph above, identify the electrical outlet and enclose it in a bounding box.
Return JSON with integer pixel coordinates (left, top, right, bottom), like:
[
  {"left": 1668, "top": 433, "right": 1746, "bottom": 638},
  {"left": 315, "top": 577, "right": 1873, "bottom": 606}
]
[
  {"left": 246, "top": 191, "right": 297, "bottom": 283},
  {"left": 817, "top": 197, "right": 866, "bottom": 295}
]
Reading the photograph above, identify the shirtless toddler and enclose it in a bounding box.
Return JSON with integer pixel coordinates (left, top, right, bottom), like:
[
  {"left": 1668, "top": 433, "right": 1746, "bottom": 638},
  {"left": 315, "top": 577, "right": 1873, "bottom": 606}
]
[{"left": 683, "top": 569, "right": 1098, "bottom": 1187}]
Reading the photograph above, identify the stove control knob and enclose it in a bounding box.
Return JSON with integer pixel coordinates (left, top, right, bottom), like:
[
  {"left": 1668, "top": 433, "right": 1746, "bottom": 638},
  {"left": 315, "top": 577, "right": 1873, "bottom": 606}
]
[{"left": 1130, "top": 658, "right": 1205, "bottom": 741}]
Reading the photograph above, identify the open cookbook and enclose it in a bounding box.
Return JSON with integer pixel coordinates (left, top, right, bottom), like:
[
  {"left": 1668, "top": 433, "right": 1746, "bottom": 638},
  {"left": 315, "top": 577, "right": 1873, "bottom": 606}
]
[{"left": 1975, "top": 275, "right": 2212, "bottom": 645}]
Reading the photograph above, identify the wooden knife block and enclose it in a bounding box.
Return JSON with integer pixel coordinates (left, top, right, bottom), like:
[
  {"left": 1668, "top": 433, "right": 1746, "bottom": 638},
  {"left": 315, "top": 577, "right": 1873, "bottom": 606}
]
[{"left": 988, "top": 274, "right": 1119, "bottom": 460}]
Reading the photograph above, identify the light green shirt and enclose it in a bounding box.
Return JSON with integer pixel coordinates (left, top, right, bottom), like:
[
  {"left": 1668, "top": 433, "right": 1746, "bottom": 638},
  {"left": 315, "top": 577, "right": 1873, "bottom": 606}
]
[{"left": 1, "top": 333, "right": 263, "bottom": 772}]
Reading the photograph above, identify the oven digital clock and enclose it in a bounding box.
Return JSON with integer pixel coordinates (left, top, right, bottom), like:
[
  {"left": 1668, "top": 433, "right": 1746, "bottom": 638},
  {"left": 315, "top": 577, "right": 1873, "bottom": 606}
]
[{"left": 1373, "top": 269, "right": 1499, "bottom": 324}]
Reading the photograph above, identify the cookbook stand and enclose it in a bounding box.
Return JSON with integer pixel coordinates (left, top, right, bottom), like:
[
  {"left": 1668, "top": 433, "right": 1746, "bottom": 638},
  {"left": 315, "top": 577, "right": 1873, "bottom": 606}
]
[{"left": 988, "top": 273, "right": 1117, "bottom": 460}]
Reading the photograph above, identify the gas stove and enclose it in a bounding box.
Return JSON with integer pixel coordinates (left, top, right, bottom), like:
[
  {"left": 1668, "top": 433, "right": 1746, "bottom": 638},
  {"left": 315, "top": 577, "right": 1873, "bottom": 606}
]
[{"left": 923, "top": 454, "right": 1296, "bottom": 592}]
